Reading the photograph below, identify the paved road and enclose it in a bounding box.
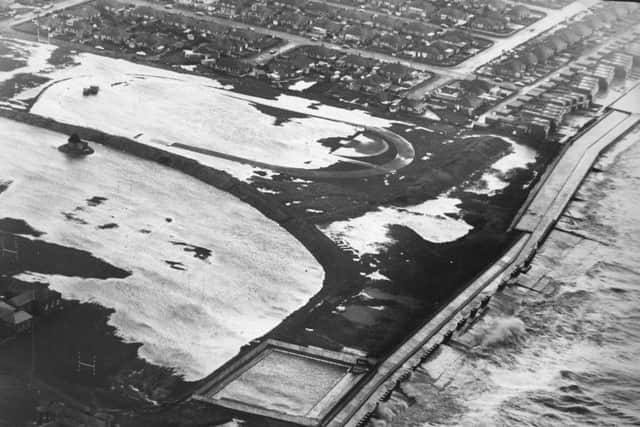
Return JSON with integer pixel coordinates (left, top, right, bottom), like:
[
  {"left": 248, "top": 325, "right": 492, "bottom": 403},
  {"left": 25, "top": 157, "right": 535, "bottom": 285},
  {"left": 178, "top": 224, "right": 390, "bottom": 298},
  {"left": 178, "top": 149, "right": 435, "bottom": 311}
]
[
  {"left": 453, "top": 0, "right": 598, "bottom": 75},
  {"left": 0, "top": 0, "right": 90, "bottom": 30}
]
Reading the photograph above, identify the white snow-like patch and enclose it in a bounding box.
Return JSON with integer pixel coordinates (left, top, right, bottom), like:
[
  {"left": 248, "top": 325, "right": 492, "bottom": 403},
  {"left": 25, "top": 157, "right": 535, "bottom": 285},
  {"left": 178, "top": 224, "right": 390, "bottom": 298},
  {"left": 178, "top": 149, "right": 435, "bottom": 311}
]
[
  {"left": 288, "top": 80, "right": 317, "bottom": 92},
  {"left": 289, "top": 177, "right": 312, "bottom": 184},
  {"left": 31, "top": 72, "right": 360, "bottom": 170},
  {"left": 256, "top": 187, "right": 280, "bottom": 195},
  {"left": 0, "top": 37, "right": 56, "bottom": 85},
  {"left": 365, "top": 270, "right": 391, "bottom": 282},
  {"left": 0, "top": 118, "right": 324, "bottom": 381},
  {"left": 320, "top": 195, "right": 473, "bottom": 257},
  {"left": 355, "top": 290, "right": 375, "bottom": 301},
  {"left": 422, "top": 109, "right": 441, "bottom": 121},
  {"left": 415, "top": 126, "right": 434, "bottom": 133},
  {"left": 4, "top": 39, "right": 404, "bottom": 180},
  {"left": 464, "top": 134, "right": 538, "bottom": 196},
  {"left": 333, "top": 133, "right": 389, "bottom": 158}
]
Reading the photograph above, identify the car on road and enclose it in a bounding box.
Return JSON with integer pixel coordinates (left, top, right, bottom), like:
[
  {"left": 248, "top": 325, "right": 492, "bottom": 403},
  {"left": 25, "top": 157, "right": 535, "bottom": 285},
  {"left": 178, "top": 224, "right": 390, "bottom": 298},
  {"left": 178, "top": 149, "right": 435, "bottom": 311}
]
[
  {"left": 196, "top": 11, "right": 204, "bottom": 15},
  {"left": 269, "top": 49, "right": 277, "bottom": 54}
]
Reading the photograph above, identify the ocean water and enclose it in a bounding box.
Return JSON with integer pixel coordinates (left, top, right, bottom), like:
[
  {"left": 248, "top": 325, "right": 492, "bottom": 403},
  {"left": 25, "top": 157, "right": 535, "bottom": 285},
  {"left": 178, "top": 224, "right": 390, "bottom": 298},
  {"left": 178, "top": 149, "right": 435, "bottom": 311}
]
[{"left": 384, "top": 130, "right": 640, "bottom": 426}]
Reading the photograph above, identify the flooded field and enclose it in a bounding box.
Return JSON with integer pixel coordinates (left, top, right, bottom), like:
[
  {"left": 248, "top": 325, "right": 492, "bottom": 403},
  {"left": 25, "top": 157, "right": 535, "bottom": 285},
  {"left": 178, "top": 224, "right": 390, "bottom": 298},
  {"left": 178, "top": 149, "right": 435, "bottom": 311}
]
[{"left": 0, "top": 117, "right": 324, "bottom": 380}]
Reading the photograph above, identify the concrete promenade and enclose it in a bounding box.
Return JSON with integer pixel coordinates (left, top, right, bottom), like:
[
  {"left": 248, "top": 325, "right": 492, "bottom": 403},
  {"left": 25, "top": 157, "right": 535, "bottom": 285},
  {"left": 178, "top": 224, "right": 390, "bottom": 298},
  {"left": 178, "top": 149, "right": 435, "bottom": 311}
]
[
  {"left": 326, "top": 234, "right": 529, "bottom": 427},
  {"left": 328, "top": 109, "right": 640, "bottom": 426}
]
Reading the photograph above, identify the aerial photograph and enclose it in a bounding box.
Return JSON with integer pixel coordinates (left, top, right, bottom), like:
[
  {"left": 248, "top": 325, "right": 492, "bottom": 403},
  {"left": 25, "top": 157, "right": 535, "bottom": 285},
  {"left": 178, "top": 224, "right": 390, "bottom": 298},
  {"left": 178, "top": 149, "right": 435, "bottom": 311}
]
[{"left": 0, "top": 0, "right": 638, "bottom": 425}]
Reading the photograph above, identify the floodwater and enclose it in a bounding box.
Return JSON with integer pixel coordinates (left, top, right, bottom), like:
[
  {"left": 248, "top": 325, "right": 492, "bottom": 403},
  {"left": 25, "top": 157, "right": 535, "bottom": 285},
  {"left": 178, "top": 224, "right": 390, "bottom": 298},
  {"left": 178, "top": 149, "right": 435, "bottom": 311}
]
[
  {"left": 0, "top": 117, "right": 324, "bottom": 381},
  {"left": 0, "top": 37, "right": 409, "bottom": 181},
  {"left": 381, "top": 127, "right": 640, "bottom": 426}
]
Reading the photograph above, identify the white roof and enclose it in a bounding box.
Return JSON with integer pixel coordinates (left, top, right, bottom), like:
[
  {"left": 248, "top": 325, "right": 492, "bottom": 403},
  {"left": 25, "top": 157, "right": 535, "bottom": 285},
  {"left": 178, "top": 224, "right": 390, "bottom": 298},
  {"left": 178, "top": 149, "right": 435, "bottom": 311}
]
[{"left": 13, "top": 310, "right": 32, "bottom": 324}]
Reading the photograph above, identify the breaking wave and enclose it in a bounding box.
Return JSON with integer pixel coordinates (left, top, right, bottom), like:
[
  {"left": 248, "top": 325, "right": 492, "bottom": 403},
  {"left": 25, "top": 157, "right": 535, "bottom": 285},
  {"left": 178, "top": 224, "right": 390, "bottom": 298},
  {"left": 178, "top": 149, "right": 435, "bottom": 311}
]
[
  {"left": 478, "top": 317, "right": 527, "bottom": 349},
  {"left": 389, "top": 128, "right": 640, "bottom": 426}
]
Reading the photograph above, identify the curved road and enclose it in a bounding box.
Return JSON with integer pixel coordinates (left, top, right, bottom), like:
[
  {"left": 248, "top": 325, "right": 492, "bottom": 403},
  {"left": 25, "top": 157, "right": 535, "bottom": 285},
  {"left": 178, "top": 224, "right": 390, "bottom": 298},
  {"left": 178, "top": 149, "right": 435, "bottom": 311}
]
[{"left": 172, "top": 125, "right": 415, "bottom": 180}]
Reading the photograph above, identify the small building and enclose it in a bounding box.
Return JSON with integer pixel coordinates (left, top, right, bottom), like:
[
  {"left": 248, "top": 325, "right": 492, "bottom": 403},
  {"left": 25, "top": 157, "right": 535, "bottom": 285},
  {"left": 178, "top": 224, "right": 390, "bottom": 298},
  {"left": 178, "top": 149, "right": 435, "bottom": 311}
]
[
  {"left": 8, "top": 288, "right": 63, "bottom": 316},
  {"left": 602, "top": 52, "right": 633, "bottom": 78},
  {"left": 526, "top": 116, "right": 552, "bottom": 139},
  {"left": 438, "top": 7, "right": 468, "bottom": 24},
  {"left": 0, "top": 301, "right": 32, "bottom": 335},
  {"left": 500, "top": 58, "right": 526, "bottom": 78},
  {"left": 509, "top": 5, "right": 532, "bottom": 21},
  {"left": 588, "top": 62, "right": 615, "bottom": 89},
  {"left": 520, "top": 102, "right": 568, "bottom": 127},
  {"left": 570, "top": 74, "right": 600, "bottom": 99},
  {"left": 378, "top": 62, "right": 413, "bottom": 83},
  {"left": 470, "top": 16, "right": 507, "bottom": 33},
  {"left": 624, "top": 42, "right": 640, "bottom": 65},
  {"left": 213, "top": 57, "right": 253, "bottom": 77}
]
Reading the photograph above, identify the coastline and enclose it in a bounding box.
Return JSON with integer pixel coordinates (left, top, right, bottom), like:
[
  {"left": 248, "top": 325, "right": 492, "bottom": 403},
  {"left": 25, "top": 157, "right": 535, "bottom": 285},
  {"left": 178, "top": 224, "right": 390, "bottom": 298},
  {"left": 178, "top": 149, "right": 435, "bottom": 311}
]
[{"left": 340, "top": 103, "right": 640, "bottom": 425}]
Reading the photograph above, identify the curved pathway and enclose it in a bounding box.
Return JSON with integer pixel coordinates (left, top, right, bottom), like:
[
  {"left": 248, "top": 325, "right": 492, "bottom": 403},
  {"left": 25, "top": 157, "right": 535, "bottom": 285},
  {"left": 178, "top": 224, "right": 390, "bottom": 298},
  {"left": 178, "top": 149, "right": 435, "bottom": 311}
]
[{"left": 172, "top": 125, "right": 415, "bottom": 179}]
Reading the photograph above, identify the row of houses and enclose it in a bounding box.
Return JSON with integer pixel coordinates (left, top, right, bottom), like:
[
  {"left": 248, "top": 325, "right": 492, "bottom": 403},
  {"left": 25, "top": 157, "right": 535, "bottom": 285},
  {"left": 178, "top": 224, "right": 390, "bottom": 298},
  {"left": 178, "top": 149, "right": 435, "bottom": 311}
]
[
  {"left": 160, "top": 0, "right": 490, "bottom": 66},
  {"left": 264, "top": 45, "right": 424, "bottom": 103},
  {"left": 490, "top": 3, "right": 638, "bottom": 81},
  {"left": 486, "top": 44, "right": 637, "bottom": 139}
]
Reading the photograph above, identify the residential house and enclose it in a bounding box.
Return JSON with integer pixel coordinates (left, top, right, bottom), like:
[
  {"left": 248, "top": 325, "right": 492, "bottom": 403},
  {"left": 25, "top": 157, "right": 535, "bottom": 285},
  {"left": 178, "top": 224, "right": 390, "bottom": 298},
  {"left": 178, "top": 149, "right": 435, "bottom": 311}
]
[
  {"left": 375, "top": 32, "right": 407, "bottom": 51},
  {"left": 401, "top": 21, "right": 436, "bottom": 38},
  {"left": 470, "top": 16, "right": 507, "bottom": 33},
  {"left": 304, "top": 45, "right": 338, "bottom": 61},
  {"left": 500, "top": 58, "right": 526, "bottom": 77},
  {"left": 588, "top": 62, "right": 615, "bottom": 88},
  {"left": 534, "top": 44, "right": 555, "bottom": 63},
  {"left": 570, "top": 74, "right": 600, "bottom": 98},
  {"left": 213, "top": 57, "right": 252, "bottom": 76},
  {"left": 0, "top": 301, "right": 31, "bottom": 335},
  {"left": 379, "top": 62, "right": 413, "bottom": 83},
  {"left": 422, "top": 45, "right": 445, "bottom": 61},
  {"left": 602, "top": 52, "right": 633, "bottom": 77},
  {"left": 437, "top": 7, "right": 468, "bottom": 24},
  {"left": 509, "top": 5, "right": 532, "bottom": 21}
]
